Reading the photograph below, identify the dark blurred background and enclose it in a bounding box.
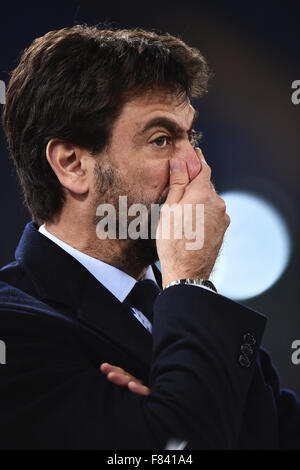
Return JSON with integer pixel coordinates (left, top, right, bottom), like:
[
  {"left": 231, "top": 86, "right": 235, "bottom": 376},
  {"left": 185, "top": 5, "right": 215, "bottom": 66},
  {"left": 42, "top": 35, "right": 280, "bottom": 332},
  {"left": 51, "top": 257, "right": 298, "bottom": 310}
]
[{"left": 0, "top": 1, "right": 299, "bottom": 394}]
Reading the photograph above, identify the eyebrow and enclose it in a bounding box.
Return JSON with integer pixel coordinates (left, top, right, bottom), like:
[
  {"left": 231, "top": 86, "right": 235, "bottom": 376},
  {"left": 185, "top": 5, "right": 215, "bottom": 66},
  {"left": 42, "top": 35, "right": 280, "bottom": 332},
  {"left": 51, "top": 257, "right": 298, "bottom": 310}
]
[{"left": 135, "top": 109, "right": 199, "bottom": 138}]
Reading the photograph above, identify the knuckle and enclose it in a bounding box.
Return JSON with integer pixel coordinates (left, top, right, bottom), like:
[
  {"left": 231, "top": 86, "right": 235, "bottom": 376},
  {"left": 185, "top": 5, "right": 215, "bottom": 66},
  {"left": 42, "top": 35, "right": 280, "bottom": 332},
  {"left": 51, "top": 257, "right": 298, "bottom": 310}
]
[
  {"left": 205, "top": 164, "right": 212, "bottom": 177},
  {"left": 172, "top": 179, "right": 188, "bottom": 189},
  {"left": 201, "top": 182, "right": 212, "bottom": 197},
  {"left": 216, "top": 196, "right": 226, "bottom": 211}
]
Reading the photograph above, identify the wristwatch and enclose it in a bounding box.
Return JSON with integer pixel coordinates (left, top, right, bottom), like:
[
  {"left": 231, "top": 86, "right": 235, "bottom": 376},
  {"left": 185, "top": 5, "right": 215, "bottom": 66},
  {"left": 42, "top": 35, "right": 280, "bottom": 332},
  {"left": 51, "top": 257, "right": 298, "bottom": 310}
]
[{"left": 163, "top": 278, "right": 217, "bottom": 293}]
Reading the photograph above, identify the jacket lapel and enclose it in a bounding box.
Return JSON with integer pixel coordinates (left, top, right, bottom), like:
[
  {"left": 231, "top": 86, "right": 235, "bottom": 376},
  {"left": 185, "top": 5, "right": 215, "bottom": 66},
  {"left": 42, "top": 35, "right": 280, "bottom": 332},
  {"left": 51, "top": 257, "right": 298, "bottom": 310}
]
[{"left": 15, "top": 222, "right": 159, "bottom": 376}]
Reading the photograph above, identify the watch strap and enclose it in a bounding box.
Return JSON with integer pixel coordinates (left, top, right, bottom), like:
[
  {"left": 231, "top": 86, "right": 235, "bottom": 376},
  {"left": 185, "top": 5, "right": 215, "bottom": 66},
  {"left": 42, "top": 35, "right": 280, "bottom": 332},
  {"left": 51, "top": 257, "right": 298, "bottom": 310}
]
[{"left": 163, "top": 278, "right": 217, "bottom": 293}]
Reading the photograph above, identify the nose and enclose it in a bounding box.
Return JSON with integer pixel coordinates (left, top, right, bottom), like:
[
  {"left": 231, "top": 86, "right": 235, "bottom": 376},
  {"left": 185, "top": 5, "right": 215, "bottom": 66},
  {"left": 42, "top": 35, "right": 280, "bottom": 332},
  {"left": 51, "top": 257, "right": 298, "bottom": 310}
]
[{"left": 173, "top": 142, "right": 201, "bottom": 180}]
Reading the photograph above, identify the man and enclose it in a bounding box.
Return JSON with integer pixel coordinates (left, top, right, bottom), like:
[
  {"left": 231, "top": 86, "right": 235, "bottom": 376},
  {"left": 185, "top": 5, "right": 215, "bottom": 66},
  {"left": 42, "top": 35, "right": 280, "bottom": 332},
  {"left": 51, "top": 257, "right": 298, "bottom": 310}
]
[{"left": 0, "top": 25, "right": 299, "bottom": 450}]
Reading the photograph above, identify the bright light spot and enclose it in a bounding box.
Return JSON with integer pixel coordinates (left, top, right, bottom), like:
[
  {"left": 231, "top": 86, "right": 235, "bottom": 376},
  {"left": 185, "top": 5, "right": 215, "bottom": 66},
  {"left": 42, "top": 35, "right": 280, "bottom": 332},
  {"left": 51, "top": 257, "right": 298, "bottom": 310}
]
[{"left": 210, "top": 191, "right": 291, "bottom": 300}]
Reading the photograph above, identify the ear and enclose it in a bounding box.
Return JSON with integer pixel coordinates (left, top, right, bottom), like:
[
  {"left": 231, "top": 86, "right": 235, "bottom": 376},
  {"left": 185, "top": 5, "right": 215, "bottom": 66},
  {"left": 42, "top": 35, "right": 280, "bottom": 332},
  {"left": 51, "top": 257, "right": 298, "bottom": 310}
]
[{"left": 46, "top": 139, "right": 90, "bottom": 195}]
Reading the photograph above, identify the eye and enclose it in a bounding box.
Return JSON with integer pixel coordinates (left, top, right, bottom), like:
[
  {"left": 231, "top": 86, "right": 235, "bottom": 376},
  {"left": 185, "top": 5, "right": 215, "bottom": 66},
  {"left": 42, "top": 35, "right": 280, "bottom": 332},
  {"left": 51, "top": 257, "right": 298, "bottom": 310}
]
[{"left": 151, "top": 135, "right": 171, "bottom": 148}]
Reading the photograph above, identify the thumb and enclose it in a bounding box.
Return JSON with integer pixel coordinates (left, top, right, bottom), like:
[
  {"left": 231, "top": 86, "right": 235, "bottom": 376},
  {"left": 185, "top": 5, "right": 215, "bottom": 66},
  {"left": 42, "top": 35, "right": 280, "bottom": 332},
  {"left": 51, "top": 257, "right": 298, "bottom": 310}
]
[{"left": 166, "top": 158, "right": 190, "bottom": 205}]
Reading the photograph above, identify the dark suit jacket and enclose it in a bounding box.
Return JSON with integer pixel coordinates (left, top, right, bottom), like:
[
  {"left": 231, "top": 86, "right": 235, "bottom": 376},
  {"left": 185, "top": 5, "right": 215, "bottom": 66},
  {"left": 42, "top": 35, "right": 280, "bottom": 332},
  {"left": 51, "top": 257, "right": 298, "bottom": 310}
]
[{"left": 0, "top": 222, "right": 299, "bottom": 449}]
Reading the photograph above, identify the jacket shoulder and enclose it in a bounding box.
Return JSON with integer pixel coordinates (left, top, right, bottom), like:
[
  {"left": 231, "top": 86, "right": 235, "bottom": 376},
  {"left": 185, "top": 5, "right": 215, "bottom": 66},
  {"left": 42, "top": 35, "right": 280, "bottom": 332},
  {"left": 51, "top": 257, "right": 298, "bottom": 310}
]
[
  {"left": 0, "top": 279, "right": 64, "bottom": 320},
  {"left": 0, "top": 278, "right": 81, "bottom": 346},
  {"left": 0, "top": 260, "right": 37, "bottom": 298}
]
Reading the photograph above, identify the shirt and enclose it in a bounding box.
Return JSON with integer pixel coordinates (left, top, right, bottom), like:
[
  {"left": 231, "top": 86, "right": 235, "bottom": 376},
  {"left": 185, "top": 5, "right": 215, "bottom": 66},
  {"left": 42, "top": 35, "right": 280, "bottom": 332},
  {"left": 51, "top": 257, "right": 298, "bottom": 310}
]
[
  {"left": 38, "top": 225, "right": 215, "bottom": 333},
  {"left": 38, "top": 224, "right": 155, "bottom": 333}
]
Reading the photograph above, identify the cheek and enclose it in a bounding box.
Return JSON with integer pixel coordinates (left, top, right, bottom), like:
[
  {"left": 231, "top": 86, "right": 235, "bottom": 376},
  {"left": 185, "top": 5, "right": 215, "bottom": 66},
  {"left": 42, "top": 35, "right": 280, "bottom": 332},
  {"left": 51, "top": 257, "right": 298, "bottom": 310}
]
[{"left": 142, "top": 162, "right": 169, "bottom": 193}]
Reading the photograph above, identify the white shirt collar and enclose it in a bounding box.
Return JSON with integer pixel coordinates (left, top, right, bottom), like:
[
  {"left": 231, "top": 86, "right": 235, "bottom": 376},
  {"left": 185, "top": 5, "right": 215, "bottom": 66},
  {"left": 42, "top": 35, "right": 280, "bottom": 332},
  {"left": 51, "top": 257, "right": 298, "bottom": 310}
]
[{"left": 38, "top": 224, "right": 158, "bottom": 302}]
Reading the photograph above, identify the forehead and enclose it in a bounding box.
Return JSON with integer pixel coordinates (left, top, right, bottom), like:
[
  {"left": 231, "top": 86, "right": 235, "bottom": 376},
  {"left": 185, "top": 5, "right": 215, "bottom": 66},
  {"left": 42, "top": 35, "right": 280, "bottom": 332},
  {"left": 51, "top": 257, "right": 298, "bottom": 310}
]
[{"left": 115, "top": 90, "right": 195, "bottom": 132}]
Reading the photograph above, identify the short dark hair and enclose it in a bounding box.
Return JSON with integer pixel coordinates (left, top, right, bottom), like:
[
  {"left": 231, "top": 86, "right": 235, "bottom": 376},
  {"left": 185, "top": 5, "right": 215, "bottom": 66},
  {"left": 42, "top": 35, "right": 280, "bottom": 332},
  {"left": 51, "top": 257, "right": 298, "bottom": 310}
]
[{"left": 2, "top": 25, "right": 210, "bottom": 224}]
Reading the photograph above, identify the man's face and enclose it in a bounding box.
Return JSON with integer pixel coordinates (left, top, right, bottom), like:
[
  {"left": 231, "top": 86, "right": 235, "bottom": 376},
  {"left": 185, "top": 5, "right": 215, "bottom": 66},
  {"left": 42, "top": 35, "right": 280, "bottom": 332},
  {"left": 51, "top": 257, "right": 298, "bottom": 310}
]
[
  {"left": 92, "top": 89, "right": 200, "bottom": 268},
  {"left": 96, "top": 89, "right": 199, "bottom": 204}
]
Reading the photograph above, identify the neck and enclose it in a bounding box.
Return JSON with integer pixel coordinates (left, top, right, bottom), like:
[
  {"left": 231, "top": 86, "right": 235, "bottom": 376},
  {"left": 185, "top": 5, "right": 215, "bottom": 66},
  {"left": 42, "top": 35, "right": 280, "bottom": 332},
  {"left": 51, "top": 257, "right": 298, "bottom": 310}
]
[{"left": 44, "top": 221, "right": 149, "bottom": 280}]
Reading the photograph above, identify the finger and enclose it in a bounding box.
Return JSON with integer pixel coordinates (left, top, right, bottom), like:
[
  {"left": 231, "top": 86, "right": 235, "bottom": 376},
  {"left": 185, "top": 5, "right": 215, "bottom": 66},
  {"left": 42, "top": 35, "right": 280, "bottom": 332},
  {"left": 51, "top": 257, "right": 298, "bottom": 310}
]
[
  {"left": 210, "top": 180, "right": 216, "bottom": 192},
  {"left": 100, "top": 362, "right": 113, "bottom": 374},
  {"left": 107, "top": 373, "right": 150, "bottom": 395},
  {"left": 166, "top": 157, "right": 190, "bottom": 205},
  {"left": 107, "top": 371, "right": 133, "bottom": 387},
  {"left": 184, "top": 148, "right": 202, "bottom": 181},
  {"left": 100, "top": 363, "right": 126, "bottom": 376},
  {"left": 101, "top": 363, "right": 144, "bottom": 386},
  {"left": 193, "top": 147, "right": 211, "bottom": 181},
  {"left": 128, "top": 381, "right": 150, "bottom": 396}
]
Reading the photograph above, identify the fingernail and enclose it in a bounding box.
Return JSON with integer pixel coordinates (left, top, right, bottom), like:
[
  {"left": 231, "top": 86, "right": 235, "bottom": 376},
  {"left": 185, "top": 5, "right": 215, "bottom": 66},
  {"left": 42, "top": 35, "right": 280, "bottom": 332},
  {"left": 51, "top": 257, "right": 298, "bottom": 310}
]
[{"left": 170, "top": 158, "right": 181, "bottom": 172}]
